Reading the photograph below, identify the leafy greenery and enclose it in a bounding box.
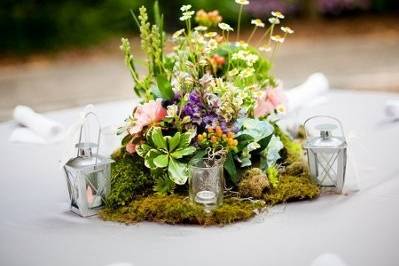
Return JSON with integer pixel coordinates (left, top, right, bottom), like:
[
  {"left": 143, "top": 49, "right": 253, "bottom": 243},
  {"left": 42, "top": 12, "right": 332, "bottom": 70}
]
[
  {"left": 105, "top": 153, "right": 154, "bottom": 209},
  {"left": 136, "top": 127, "right": 195, "bottom": 186}
]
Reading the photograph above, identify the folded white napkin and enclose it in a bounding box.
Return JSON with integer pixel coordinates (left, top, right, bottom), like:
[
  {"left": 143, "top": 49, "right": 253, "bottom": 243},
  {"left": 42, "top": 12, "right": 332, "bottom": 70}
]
[
  {"left": 9, "top": 105, "right": 65, "bottom": 144},
  {"left": 285, "top": 72, "right": 330, "bottom": 112},
  {"left": 385, "top": 100, "right": 399, "bottom": 120}
]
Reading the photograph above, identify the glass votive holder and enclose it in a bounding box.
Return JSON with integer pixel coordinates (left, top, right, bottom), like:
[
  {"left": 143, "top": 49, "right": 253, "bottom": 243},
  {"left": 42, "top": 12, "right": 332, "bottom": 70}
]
[{"left": 188, "top": 158, "right": 224, "bottom": 212}]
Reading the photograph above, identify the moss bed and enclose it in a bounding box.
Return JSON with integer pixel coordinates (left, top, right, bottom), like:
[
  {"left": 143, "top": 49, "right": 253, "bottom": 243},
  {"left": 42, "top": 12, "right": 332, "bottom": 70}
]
[{"left": 99, "top": 130, "right": 320, "bottom": 226}]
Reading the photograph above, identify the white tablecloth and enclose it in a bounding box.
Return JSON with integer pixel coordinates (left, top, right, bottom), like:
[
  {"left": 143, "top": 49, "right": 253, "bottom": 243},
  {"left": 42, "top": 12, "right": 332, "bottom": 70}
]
[{"left": 1, "top": 90, "right": 399, "bottom": 266}]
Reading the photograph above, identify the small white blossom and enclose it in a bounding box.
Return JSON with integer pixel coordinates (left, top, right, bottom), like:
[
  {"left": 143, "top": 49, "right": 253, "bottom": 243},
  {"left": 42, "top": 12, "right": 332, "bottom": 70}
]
[
  {"left": 234, "top": 41, "right": 248, "bottom": 49},
  {"left": 166, "top": 104, "right": 178, "bottom": 117},
  {"left": 204, "top": 32, "right": 218, "bottom": 38},
  {"left": 218, "top": 22, "right": 234, "bottom": 31},
  {"left": 239, "top": 68, "right": 255, "bottom": 79},
  {"left": 179, "top": 10, "right": 195, "bottom": 21},
  {"left": 194, "top": 26, "right": 208, "bottom": 31},
  {"left": 235, "top": 0, "right": 250, "bottom": 5},
  {"left": 228, "top": 69, "right": 239, "bottom": 77},
  {"left": 268, "top": 17, "right": 280, "bottom": 24},
  {"left": 271, "top": 11, "right": 285, "bottom": 19},
  {"left": 271, "top": 35, "right": 285, "bottom": 43},
  {"left": 276, "top": 104, "right": 286, "bottom": 114},
  {"left": 281, "top": 26, "right": 294, "bottom": 34},
  {"left": 251, "top": 19, "right": 265, "bottom": 28},
  {"left": 180, "top": 5, "right": 192, "bottom": 11},
  {"left": 259, "top": 46, "right": 272, "bottom": 52},
  {"left": 172, "top": 29, "right": 185, "bottom": 39}
]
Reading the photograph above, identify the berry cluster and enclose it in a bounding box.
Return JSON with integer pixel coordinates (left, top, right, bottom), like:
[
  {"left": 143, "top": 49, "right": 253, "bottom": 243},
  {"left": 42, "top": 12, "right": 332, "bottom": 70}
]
[{"left": 197, "top": 126, "right": 238, "bottom": 152}]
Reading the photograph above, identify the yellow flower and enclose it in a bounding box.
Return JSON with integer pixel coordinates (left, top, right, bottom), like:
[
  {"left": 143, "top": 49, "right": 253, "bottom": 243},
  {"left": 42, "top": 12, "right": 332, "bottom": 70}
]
[
  {"left": 235, "top": 0, "right": 250, "bottom": 5},
  {"left": 268, "top": 17, "right": 280, "bottom": 25},
  {"left": 218, "top": 22, "right": 234, "bottom": 31},
  {"left": 259, "top": 46, "right": 272, "bottom": 52},
  {"left": 251, "top": 19, "right": 265, "bottom": 28},
  {"left": 271, "top": 11, "right": 285, "bottom": 19},
  {"left": 271, "top": 35, "right": 285, "bottom": 43},
  {"left": 281, "top": 26, "right": 294, "bottom": 34}
]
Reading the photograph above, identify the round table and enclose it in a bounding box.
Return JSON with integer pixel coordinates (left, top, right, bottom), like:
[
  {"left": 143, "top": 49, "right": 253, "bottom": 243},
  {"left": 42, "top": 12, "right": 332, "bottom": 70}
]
[{"left": 1, "top": 90, "right": 398, "bottom": 266}]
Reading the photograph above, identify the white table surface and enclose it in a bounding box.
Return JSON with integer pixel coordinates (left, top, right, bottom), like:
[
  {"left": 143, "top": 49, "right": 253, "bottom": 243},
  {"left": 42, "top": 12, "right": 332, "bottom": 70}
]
[{"left": 1, "top": 90, "right": 399, "bottom": 266}]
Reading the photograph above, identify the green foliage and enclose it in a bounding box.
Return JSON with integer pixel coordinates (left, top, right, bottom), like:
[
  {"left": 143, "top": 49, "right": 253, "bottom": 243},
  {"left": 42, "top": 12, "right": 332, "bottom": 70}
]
[
  {"left": 99, "top": 195, "right": 265, "bottom": 226},
  {"left": 238, "top": 168, "right": 270, "bottom": 198},
  {"left": 105, "top": 153, "right": 154, "bottom": 209},
  {"left": 264, "top": 175, "right": 320, "bottom": 205},
  {"left": 266, "top": 165, "right": 280, "bottom": 188},
  {"left": 137, "top": 127, "right": 195, "bottom": 185},
  {"left": 273, "top": 124, "right": 304, "bottom": 164},
  {"left": 153, "top": 174, "right": 176, "bottom": 195}
]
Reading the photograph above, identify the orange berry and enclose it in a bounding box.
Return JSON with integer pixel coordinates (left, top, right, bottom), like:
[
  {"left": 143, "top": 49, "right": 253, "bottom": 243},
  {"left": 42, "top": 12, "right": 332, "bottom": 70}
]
[
  {"left": 197, "top": 135, "right": 203, "bottom": 142},
  {"left": 211, "top": 136, "right": 218, "bottom": 143},
  {"left": 227, "top": 132, "right": 234, "bottom": 138},
  {"left": 207, "top": 127, "right": 214, "bottom": 133}
]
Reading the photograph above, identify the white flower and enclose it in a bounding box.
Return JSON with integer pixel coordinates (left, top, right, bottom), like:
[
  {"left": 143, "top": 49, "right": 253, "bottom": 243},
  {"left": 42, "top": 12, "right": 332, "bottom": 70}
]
[
  {"left": 271, "top": 11, "right": 285, "bottom": 19},
  {"left": 167, "top": 104, "right": 178, "bottom": 117},
  {"left": 194, "top": 26, "right": 208, "bottom": 31},
  {"left": 172, "top": 29, "right": 185, "bottom": 39},
  {"left": 228, "top": 69, "right": 239, "bottom": 77},
  {"left": 206, "top": 39, "right": 218, "bottom": 50},
  {"left": 276, "top": 104, "right": 286, "bottom": 114},
  {"left": 251, "top": 19, "right": 265, "bottom": 28},
  {"left": 246, "top": 54, "right": 259, "bottom": 66},
  {"left": 271, "top": 35, "right": 285, "bottom": 43},
  {"left": 281, "top": 26, "right": 294, "bottom": 34},
  {"left": 268, "top": 17, "right": 280, "bottom": 24},
  {"left": 235, "top": 0, "right": 250, "bottom": 5},
  {"left": 239, "top": 68, "right": 255, "bottom": 79},
  {"left": 234, "top": 41, "right": 248, "bottom": 49},
  {"left": 259, "top": 46, "right": 272, "bottom": 52},
  {"left": 204, "top": 32, "right": 218, "bottom": 38},
  {"left": 179, "top": 10, "right": 195, "bottom": 21},
  {"left": 180, "top": 5, "right": 192, "bottom": 11},
  {"left": 218, "top": 22, "right": 234, "bottom": 32}
]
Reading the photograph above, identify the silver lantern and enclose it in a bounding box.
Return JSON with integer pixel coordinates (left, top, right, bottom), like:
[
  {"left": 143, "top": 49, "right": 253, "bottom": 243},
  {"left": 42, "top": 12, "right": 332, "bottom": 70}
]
[
  {"left": 64, "top": 112, "right": 113, "bottom": 217},
  {"left": 303, "top": 115, "right": 347, "bottom": 193}
]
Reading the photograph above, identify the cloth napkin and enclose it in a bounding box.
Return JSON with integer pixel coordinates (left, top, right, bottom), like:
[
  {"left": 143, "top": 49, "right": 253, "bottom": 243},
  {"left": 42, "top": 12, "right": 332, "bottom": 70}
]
[
  {"left": 385, "top": 100, "right": 399, "bottom": 120},
  {"left": 9, "top": 105, "right": 65, "bottom": 144},
  {"left": 285, "top": 72, "right": 330, "bottom": 112}
]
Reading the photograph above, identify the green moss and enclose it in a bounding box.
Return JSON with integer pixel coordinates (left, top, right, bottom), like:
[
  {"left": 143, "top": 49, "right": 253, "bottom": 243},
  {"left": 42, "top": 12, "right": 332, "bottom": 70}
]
[
  {"left": 274, "top": 125, "right": 304, "bottom": 164},
  {"left": 99, "top": 195, "right": 265, "bottom": 226},
  {"left": 266, "top": 165, "right": 279, "bottom": 188},
  {"left": 238, "top": 168, "right": 269, "bottom": 198},
  {"left": 105, "top": 153, "right": 154, "bottom": 209},
  {"left": 264, "top": 175, "right": 320, "bottom": 205}
]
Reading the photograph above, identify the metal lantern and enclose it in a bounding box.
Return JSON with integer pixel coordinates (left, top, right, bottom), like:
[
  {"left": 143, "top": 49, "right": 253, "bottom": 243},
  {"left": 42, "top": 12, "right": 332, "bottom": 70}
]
[
  {"left": 303, "top": 115, "right": 347, "bottom": 193},
  {"left": 63, "top": 113, "right": 113, "bottom": 217}
]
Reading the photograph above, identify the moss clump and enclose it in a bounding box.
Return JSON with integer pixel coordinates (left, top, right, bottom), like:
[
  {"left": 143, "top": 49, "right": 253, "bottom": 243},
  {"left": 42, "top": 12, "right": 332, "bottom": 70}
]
[
  {"left": 274, "top": 125, "right": 304, "bottom": 164},
  {"left": 238, "top": 168, "right": 269, "bottom": 198},
  {"left": 105, "top": 153, "right": 154, "bottom": 209},
  {"left": 284, "top": 161, "right": 308, "bottom": 177},
  {"left": 99, "top": 195, "right": 265, "bottom": 226},
  {"left": 264, "top": 175, "right": 320, "bottom": 205},
  {"left": 266, "top": 165, "right": 279, "bottom": 188}
]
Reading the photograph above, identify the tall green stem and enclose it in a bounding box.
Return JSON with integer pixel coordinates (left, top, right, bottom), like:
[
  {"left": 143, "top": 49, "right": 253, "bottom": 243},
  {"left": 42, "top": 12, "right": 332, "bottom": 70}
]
[
  {"left": 247, "top": 27, "right": 257, "bottom": 43},
  {"left": 236, "top": 5, "right": 243, "bottom": 40}
]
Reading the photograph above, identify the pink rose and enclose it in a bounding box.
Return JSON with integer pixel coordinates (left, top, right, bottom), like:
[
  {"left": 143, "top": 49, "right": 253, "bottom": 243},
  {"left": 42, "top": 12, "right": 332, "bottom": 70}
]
[
  {"left": 129, "top": 99, "right": 167, "bottom": 135},
  {"left": 254, "top": 87, "right": 285, "bottom": 118}
]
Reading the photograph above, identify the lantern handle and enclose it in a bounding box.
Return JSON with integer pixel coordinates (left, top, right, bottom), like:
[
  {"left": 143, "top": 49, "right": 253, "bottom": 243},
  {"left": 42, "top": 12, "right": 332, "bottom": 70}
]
[
  {"left": 77, "top": 112, "right": 102, "bottom": 167},
  {"left": 303, "top": 115, "right": 345, "bottom": 139}
]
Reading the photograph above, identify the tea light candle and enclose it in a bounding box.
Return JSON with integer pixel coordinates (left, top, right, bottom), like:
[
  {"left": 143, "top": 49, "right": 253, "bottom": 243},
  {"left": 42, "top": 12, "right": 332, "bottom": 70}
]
[{"left": 195, "top": 190, "right": 216, "bottom": 205}]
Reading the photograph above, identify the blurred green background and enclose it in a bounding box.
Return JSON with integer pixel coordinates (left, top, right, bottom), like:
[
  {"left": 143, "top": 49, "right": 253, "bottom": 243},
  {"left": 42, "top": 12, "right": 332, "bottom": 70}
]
[{"left": 1, "top": 0, "right": 398, "bottom": 54}]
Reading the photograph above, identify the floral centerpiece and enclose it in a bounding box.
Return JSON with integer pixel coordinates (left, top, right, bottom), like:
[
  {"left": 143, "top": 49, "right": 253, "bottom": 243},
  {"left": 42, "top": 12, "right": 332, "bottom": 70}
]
[{"left": 99, "top": 1, "right": 320, "bottom": 225}]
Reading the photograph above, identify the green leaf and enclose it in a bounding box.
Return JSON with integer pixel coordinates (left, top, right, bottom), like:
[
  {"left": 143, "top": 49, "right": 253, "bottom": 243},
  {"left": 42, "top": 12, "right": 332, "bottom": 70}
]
[
  {"left": 144, "top": 149, "right": 162, "bottom": 169},
  {"left": 168, "top": 158, "right": 188, "bottom": 185},
  {"left": 191, "top": 149, "right": 208, "bottom": 161},
  {"left": 151, "top": 127, "right": 167, "bottom": 150},
  {"left": 224, "top": 152, "right": 238, "bottom": 184},
  {"left": 153, "top": 175, "right": 175, "bottom": 195},
  {"left": 136, "top": 143, "right": 151, "bottom": 158},
  {"left": 156, "top": 75, "right": 173, "bottom": 100},
  {"left": 168, "top": 132, "right": 181, "bottom": 152},
  {"left": 170, "top": 146, "right": 196, "bottom": 159},
  {"left": 153, "top": 154, "right": 169, "bottom": 168},
  {"left": 179, "top": 132, "right": 193, "bottom": 149}
]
